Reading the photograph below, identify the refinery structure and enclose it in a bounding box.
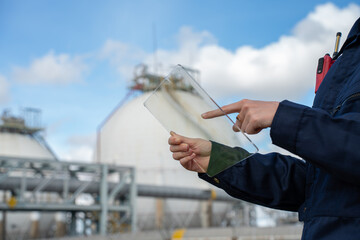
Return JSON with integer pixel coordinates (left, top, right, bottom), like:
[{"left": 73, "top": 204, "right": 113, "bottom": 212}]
[{"left": 0, "top": 65, "right": 302, "bottom": 240}]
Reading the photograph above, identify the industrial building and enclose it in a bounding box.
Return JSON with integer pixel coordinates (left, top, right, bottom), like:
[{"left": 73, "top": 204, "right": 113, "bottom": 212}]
[{"left": 0, "top": 65, "right": 301, "bottom": 240}]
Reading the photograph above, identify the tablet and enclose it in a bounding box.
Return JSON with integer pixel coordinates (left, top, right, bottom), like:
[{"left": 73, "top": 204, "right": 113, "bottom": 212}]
[{"left": 144, "top": 64, "right": 258, "bottom": 176}]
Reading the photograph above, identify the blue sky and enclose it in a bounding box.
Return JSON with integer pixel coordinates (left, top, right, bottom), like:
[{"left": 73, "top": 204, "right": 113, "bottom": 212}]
[
  {"left": 1, "top": 0, "right": 356, "bottom": 59},
  {"left": 0, "top": 0, "right": 359, "bottom": 160}
]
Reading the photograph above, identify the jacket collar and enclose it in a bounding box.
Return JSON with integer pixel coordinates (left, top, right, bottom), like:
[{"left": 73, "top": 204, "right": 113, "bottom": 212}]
[{"left": 347, "top": 17, "right": 360, "bottom": 40}]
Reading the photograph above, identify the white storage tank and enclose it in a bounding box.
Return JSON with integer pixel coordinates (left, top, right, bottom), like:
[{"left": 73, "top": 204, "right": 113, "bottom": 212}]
[
  {"left": 0, "top": 109, "right": 62, "bottom": 238},
  {"left": 96, "top": 65, "right": 245, "bottom": 229}
]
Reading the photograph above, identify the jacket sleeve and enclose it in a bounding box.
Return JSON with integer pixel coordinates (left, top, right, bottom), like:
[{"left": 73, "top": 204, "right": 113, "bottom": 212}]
[
  {"left": 199, "top": 142, "right": 306, "bottom": 212},
  {"left": 270, "top": 100, "right": 360, "bottom": 185}
]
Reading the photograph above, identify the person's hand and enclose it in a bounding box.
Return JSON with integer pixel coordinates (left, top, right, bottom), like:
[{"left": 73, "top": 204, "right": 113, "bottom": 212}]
[
  {"left": 202, "top": 99, "right": 279, "bottom": 134},
  {"left": 168, "top": 131, "right": 211, "bottom": 173}
]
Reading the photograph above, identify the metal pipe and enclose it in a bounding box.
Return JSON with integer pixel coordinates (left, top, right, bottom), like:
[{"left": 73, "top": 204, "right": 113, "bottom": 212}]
[
  {"left": 100, "top": 164, "right": 108, "bottom": 236},
  {"left": 130, "top": 168, "right": 137, "bottom": 232},
  {"left": 0, "top": 176, "right": 236, "bottom": 202}
]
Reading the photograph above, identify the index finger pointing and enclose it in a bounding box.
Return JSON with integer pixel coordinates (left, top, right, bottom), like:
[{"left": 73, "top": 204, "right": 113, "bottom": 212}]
[
  {"left": 202, "top": 102, "right": 241, "bottom": 119},
  {"left": 201, "top": 108, "right": 225, "bottom": 119}
]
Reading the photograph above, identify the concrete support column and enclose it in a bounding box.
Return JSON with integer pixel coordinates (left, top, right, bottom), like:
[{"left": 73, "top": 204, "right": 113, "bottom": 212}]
[
  {"left": 0, "top": 212, "right": 4, "bottom": 240},
  {"left": 29, "top": 212, "right": 40, "bottom": 239},
  {"left": 243, "top": 205, "right": 251, "bottom": 226},
  {"left": 200, "top": 200, "right": 213, "bottom": 228},
  {"left": 55, "top": 212, "right": 66, "bottom": 237},
  {"left": 155, "top": 198, "right": 164, "bottom": 228}
]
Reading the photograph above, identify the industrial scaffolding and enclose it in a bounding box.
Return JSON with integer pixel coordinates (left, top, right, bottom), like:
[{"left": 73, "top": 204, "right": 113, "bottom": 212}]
[
  {"left": 0, "top": 155, "right": 137, "bottom": 237},
  {"left": 0, "top": 155, "right": 244, "bottom": 238}
]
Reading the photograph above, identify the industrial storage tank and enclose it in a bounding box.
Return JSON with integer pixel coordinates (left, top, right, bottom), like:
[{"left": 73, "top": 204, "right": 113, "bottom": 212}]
[
  {"left": 96, "top": 65, "right": 247, "bottom": 230},
  {"left": 0, "top": 109, "right": 56, "bottom": 160},
  {"left": 0, "top": 109, "right": 62, "bottom": 238}
]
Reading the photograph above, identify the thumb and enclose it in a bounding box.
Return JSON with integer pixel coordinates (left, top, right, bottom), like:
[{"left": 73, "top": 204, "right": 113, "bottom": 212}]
[
  {"left": 170, "top": 131, "right": 191, "bottom": 144},
  {"left": 170, "top": 131, "right": 185, "bottom": 140}
]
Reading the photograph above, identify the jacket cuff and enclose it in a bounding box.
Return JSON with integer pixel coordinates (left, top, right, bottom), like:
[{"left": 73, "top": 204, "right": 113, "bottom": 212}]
[{"left": 270, "top": 100, "right": 307, "bottom": 153}]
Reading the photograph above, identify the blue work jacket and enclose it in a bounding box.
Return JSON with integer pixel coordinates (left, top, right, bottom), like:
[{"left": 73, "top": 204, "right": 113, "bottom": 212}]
[{"left": 199, "top": 17, "right": 360, "bottom": 239}]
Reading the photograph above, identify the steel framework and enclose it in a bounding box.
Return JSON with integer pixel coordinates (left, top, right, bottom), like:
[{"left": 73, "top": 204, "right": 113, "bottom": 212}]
[
  {"left": 0, "top": 155, "right": 242, "bottom": 237},
  {"left": 0, "top": 155, "right": 137, "bottom": 236}
]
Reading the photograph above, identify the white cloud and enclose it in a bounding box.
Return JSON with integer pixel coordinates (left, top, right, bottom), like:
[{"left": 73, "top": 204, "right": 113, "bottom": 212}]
[
  {"left": 59, "top": 134, "right": 96, "bottom": 162},
  {"left": 99, "top": 27, "right": 216, "bottom": 81},
  {"left": 97, "top": 3, "right": 359, "bottom": 102},
  {"left": 174, "top": 26, "right": 217, "bottom": 61},
  {"left": 62, "top": 145, "right": 94, "bottom": 162},
  {"left": 12, "top": 51, "right": 87, "bottom": 85},
  {"left": 143, "top": 26, "right": 217, "bottom": 75},
  {"left": 293, "top": 3, "right": 360, "bottom": 42},
  {"left": 99, "top": 39, "right": 146, "bottom": 79},
  {"left": 143, "top": 3, "right": 360, "bottom": 101},
  {"left": 0, "top": 75, "right": 10, "bottom": 104}
]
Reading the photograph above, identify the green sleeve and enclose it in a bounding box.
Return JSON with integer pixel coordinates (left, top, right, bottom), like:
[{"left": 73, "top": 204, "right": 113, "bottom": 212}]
[{"left": 206, "top": 141, "right": 251, "bottom": 177}]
